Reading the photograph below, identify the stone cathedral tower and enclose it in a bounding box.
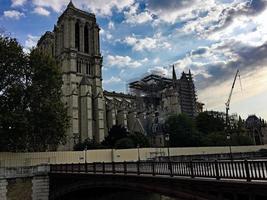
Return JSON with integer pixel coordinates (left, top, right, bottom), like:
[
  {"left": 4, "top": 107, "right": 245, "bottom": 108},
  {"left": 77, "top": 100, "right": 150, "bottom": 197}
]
[{"left": 38, "top": 2, "right": 105, "bottom": 150}]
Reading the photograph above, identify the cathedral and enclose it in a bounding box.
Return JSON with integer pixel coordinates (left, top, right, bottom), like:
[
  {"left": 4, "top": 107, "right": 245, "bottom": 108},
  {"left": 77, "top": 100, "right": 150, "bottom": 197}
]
[{"left": 37, "top": 2, "right": 202, "bottom": 150}]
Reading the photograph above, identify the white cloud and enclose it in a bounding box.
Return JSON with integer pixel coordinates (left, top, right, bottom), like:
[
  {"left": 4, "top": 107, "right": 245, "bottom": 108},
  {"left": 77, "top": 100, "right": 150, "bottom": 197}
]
[
  {"left": 153, "top": 57, "right": 160, "bottom": 64},
  {"left": 100, "top": 29, "right": 113, "bottom": 41},
  {"left": 32, "top": 0, "right": 134, "bottom": 16},
  {"left": 3, "top": 10, "right": 25, "bottom": 20},
  {"left": 33, "top": 7, "right": 50, "bottom": 16},
  {"left": 108, "top": 21, "right": 115, "bottom": 30},
  {"left": 11, "top": 0, "right": 27, "bottom": 7},
  {"left": 148, "top": 66, "right": 168, "bottom": 76},
  {"left": 25, "top": 34, "right": 39, "bottom": 49},
  {"left": 123, "top": 33, "right": 171, "bottom": 51},
  {"left": 141, "top": 57, "right": 148, "bottom": 63},
  {"left": 124, "top": 3, "right": 153, "bottom": 24},
  {"left": 103, "top": 76, "right": 122, "bottom": 84},
  {"left": 106, "top": 55, "right": 142, "bottom": 68}
]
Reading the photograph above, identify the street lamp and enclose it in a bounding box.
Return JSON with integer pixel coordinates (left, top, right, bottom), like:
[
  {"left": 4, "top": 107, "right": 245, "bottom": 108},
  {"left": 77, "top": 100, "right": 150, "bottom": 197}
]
[
  {"left": 137, "top": 144, "right": 140, "bottom": 161},
  {"left": 165, "top": 133, "right": 170, "bottom": 161},
  {"left": 226, "top": 134, "right": 233, "bottom": 160},
  {"left": 84, "top": 145, "right": 87, "bottom": 164}
]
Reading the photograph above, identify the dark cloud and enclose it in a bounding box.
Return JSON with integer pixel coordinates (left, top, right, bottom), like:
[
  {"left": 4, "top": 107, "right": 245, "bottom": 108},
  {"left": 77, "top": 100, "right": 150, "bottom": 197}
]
[
  {"left": 146, "top": 0, "right": 197, "bottom": 12},
  {"left": 195, "top": 41, "right": 267, "bottom": 89},
  {"left": 191, "top": 47, "right": 208, "bottom": 56},
  {"left": 211, "top": 0, "right": 267, "bottom": 33}
]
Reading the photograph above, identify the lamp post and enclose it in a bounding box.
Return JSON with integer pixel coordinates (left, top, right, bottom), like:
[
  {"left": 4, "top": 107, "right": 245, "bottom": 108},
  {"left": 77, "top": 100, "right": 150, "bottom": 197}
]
[
  {"left": 84, "top": 145, "right": 87, "bottom": 164},
  {"left": 165, "top": 133, "right": 170, "bottom": 161},
  {"left": 226, "top": 134, "right": 233, "bottom": 160},
  {"left": 137, "top": 144, "right": 140, "bottom": 161}
]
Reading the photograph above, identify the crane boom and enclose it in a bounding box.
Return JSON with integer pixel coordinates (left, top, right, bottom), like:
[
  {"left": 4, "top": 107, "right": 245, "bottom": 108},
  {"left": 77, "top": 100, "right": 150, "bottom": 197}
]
[
  {"left": 225, "top": 69, "right": 239, "bottom": 110},
  {"left": 225, "top": 69, "right": 239, "bottom": 161}
]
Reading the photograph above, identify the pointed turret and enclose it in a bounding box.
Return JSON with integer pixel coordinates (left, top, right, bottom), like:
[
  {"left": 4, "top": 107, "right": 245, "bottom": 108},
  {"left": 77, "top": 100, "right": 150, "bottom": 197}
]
[
  {"left": 188, "top": 69, "right": 192, "bottom": 80},
  {"left": 172, "top": 65, "right": 177, "bottom": 81},
  {"left": 67, "top": 0, "right": 75, "bottom": 8}
]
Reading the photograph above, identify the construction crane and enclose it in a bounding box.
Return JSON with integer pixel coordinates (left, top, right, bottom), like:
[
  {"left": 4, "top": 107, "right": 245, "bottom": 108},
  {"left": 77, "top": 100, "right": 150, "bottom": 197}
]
[
  {"left": 225, "top": 69, "right": 239, "bottom": 160},
  {"left": 225, "top": 69, "right": 239, "bottom": 129}
]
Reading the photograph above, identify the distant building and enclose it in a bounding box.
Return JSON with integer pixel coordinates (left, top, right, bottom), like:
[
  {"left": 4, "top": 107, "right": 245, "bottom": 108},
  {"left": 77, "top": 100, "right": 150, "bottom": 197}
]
[
  {"left": 37, "top": 2, "right": 202, "bottom": 150},
  {"left": 245, "top": 115, "right": 266, "bottom": 145}
]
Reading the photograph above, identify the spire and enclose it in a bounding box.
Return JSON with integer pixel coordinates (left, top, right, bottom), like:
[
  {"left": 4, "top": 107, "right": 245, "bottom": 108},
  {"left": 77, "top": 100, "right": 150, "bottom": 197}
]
[
  {"left": 67, "top": 0, "right": 75, "bottom": 8},
  {"left": 188, "top": 69, "right": 192, "bottom": 79},
  {"left": 172, "top": 65, "right": 177, "bottom": 81}
]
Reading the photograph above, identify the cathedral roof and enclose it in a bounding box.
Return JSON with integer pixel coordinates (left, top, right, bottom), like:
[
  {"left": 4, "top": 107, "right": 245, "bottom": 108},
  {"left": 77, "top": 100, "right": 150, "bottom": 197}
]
[
  {"left": 67, "top": 1, "right": 75, "bottom": 8},
  {"left": 57, "top": 0, "right": 96, "bottom": 24}
]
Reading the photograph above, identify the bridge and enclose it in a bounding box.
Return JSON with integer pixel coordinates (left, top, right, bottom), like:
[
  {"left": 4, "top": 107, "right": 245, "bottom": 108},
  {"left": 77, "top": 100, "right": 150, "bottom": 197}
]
[
  {"left": 1, "top": 160, "right": 267, "bottom": 199},
  {"left": 52, "top": 160, "right": 267, "bottom": 199}
]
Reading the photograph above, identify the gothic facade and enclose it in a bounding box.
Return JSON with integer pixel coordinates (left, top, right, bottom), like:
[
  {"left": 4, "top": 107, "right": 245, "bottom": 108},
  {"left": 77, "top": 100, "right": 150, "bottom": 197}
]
[{"left": 38, "top": 2, "right": 201, "bottom": 150}]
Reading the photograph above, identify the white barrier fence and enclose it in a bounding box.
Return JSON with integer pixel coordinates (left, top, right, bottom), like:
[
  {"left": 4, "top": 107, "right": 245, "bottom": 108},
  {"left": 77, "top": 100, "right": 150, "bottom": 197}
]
[{"left": 1, "top": 145, "right": 267, "bottom": 167}]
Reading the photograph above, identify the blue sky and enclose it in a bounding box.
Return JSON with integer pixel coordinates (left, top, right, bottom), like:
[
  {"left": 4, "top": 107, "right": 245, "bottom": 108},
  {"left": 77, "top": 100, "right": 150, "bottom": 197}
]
[{"left": 1, "top": 0, "right": 267, "bottom": 120}]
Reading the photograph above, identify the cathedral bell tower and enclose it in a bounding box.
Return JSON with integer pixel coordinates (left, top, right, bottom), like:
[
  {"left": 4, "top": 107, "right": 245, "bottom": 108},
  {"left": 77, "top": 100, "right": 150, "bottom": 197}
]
[{"left": 54, "top": 2, "right": 105, "bottom": 150}]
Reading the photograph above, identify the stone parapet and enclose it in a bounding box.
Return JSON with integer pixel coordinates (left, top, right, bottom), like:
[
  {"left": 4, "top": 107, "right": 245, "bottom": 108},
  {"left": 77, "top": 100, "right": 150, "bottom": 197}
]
[
  {"left": 32, "top": 176, "right": 49, "bottom": 200},
  {"left": 0, "top": 179, "right": 7, "bottom": 200}
]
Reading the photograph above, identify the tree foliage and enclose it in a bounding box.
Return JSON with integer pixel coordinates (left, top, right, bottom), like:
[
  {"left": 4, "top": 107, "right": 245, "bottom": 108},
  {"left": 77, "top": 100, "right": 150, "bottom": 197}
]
[
  {"left": 73, "top": 138, "right": 105, "bottom": 151},
  {"left": 0, "top": 35, "right": 68, "bottom": 152},
  {"left": 101, "top": 125, "right": 149, "bottom": 149},
  {"left": 102, "top": 125, "right": 129, "bottom": 147},
  {"left": 165, "top": 114, "right": 201, "bottom": 147},
  {"left": 196, "top": 111, "right": 225, "bottom": 135},
  {"left": 165, "top": 112, "right": 253, "bottom": 147}
]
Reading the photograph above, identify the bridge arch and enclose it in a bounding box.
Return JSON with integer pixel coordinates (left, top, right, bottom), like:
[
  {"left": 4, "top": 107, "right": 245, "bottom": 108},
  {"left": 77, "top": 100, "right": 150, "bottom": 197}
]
[{"left": 49, "top": 174, "right": 207, "bottom": 200}]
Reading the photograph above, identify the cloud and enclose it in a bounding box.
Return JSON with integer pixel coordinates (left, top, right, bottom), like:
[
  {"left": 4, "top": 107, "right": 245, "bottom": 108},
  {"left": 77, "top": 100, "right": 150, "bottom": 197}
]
[
  {"left": 106, "top": 55, "right": 142, "bottom": 68},
  {"left": 178, "top": 0, "right": 267, "bottom": 37},
  {"left": 103, "top": 76, "right": 122, "bottom": 84},
  {"left": 31, "top": 0, "right": 134, "bottom": 16},
  {"left": 176, "top": 39, "right": 267, "bottom": 91},
  {"left": 123, "top": 33, "right": 171, "bottom": 51},
  {"left": 33, "top": 7, "right": 50, "bottom": 16},
  {"left": 100, "top": 29, "right": 113, "bottom": 41},
  {"left": 108, "top": 21, "right": 115, "bottom": 30},
  {"left": 11, "top": 0, "right": 27, "bottom": 7},
  {"left": 146, "top": 0, "right": 209, "bottom": 24},
  {"left": 25, "top": 34, "right": 39, "bottom": 49},
  {"left": 191, "top": 47, "right": 209, "bottom": 56},
  {"left": 148, "top": 66, "right": 168, "bottom": 76},
  {"left": 124, "top": 3, "right": 153, "bottom": 24},
  {"left": 3, "top": 10, "right": 25, "bottom": 20}
]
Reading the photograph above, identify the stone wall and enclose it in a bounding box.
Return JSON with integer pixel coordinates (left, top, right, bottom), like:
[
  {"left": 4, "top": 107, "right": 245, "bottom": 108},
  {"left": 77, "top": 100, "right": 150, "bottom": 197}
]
[
  {"left": 32, "top": 176, "right": 49, "bottom": 200},
  {"left": 0, "top": 179, "right": 7, "bottom": 200},
  {"left": 7, "top": 178, "right": 32, "bottom": 200}
]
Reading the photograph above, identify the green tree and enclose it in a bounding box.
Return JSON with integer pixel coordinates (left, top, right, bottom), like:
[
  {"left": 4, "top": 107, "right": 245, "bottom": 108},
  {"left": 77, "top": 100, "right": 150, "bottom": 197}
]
[
  {"left": 102, "top": 125, "right": 129, "bottom": 147},
  {"left": 0, "top": 34, "right": 68, "bottom": 152},
  {"left": 165, "top": 114, "right": 201, "bottom": 147},
  {"left": 0, "top": 36, "right": 29, "bottom": 151},
  {"left": 129, "top": 132, "right": 150, "bottom": 147},
  {"left": 115, "top": 138, "right": 135, "bottom": 149},
  {"left": 73, "top": 138, "right": 104, "bottom": 151},
  {"left": 27, "top": 49, "right": 69, "bottom": 151},
  {"left": 195, "top": 111, "right": 225, "bottom": 135}
]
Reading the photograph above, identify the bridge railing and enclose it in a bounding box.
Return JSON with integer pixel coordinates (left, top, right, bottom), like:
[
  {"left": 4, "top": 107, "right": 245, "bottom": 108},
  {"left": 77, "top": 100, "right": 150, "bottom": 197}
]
[{"left": 50, "top": 160, "right": 267, "bottom": 182}]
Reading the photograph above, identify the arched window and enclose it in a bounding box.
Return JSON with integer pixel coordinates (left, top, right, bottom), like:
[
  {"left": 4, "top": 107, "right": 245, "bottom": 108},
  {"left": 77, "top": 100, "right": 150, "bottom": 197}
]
[
  {"left": 75, "top": 21, "right": 80, "bottom": 51},
  {"left": 77, "top": 60, "right": 81, "bottom": 73},
  {"left": 84, "top": 25, "right": 89, "bottom": 53},
  {"left": 86, "top": 63, "right": 90, "bottom": 75}
]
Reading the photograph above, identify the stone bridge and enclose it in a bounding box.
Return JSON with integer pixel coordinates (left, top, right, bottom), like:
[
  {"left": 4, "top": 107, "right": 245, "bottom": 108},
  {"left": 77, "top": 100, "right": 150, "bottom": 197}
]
[{"left": 1, "top": 160, "right": 267, "bottom": 200}]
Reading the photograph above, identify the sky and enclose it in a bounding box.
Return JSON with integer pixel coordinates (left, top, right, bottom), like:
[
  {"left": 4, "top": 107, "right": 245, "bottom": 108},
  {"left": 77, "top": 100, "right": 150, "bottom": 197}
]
[{"left": 0, "top": 0, "right": 267, "bottom": 120}]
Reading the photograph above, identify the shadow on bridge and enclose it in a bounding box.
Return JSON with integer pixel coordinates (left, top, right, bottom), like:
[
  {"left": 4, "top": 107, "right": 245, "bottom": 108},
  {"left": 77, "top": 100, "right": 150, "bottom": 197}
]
[{"left": 49, "top": 161, "right": 267, "bottom": 200}]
